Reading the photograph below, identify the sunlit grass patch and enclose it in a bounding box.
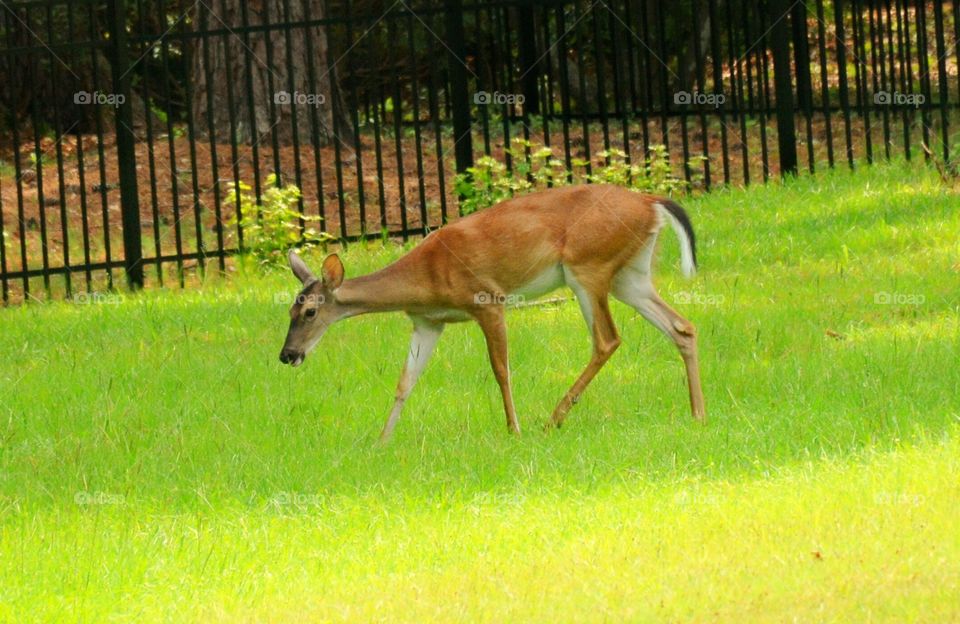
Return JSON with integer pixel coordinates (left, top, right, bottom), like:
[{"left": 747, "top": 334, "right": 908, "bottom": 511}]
[{"left": 1, "top": 160, "right": 958, "bottom": 622}]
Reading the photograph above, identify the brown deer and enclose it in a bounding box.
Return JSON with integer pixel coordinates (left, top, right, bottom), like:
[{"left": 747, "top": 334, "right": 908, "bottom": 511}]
[{"left": 279, "top": 184, "right": 705, "bottom": 440}]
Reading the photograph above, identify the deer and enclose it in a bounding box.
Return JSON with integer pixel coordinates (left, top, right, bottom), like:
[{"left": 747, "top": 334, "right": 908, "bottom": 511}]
[{"left": 279, "top": 184, "right": 706, "bottom": 440}]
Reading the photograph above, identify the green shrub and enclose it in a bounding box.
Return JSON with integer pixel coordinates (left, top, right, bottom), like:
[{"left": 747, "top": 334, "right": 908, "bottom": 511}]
[
  {"left": 454, "top": 139, "right": 695, "bottom": 214},
  {"left": 225, "top": 173, "right": 331, "bottom": 268}
]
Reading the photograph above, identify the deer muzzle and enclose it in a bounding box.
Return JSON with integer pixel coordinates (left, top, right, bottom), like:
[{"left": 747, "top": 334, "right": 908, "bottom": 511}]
[{"left": 279, "top": 348, "right": 305, "bottom": 367}]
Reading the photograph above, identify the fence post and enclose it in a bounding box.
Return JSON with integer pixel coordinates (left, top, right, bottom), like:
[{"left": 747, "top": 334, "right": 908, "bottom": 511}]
[
  {"left": 790, "top": 0, "right": 811, "bottom": 113},
  {"left": 517, "top": 0, "right": 539, "bottom": 115},
  {"left": 768, "top": 0, "right": 797, "bottom": 176},
  {"left": 107, "top": 0, "right": 143, "bottom": 288},
  {"left": 444, "top": 0, "right": 474, "bottom": 181}
]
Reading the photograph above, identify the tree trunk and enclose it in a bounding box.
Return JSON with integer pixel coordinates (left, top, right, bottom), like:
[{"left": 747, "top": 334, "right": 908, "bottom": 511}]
[{"left": 190, "top": 0, "right": 351, "bottom": 148}]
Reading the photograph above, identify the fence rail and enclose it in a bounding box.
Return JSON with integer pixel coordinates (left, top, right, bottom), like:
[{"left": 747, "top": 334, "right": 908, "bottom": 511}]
[{"left": 1, "top": 0, "right": 958, "bottom": 303}]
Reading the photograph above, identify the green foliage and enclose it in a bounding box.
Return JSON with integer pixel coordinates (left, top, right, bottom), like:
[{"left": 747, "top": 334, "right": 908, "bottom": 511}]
[
  {"left": 454, "top": 138, "right": 693, "bottom": 214},
  {"left": 225, "top": 173, "right": 331, "bottom": 268},
  {"left": 587, "top": 145, "right": 695, "bottom": 195},
  {"left": 454, "top": 155, "right": 519, "bottom": 216},
  {"left": 148, "top": 99, "right": 168, "bottom": 125}
]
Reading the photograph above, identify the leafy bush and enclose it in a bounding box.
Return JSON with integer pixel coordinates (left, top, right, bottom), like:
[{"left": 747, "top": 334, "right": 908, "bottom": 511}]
[
  {"left": 454, "top": 139, "right": 695, "bottom": 214},
  {"left": 225, "top": 173, "right": 331, "bottom": 268}
]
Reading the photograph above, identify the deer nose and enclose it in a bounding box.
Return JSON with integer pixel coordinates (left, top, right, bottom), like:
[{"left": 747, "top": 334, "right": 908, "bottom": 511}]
[{"left": 280, "top": 348, "right": 305, "bottom": 366}]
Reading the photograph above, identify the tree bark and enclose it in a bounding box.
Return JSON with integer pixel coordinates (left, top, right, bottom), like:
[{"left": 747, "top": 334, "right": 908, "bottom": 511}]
[{"left": 190, "top": 0, "right": 351, "bottom": 148}]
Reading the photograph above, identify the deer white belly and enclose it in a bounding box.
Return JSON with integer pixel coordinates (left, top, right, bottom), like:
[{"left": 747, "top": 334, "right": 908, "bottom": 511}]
[
  {"left": 421, "top": 308, "right": 472, "bottom": 323},
  {"left": 511, "top": 263, "right": 565, "bottom": 301}
]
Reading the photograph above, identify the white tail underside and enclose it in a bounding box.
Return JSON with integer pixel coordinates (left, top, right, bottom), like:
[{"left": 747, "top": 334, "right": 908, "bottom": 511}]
[{"left": 655, "top": 202, "right": 697, "bottom": 278}]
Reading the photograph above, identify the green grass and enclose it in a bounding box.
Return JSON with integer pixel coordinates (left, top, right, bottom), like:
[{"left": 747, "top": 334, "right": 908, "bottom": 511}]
[{"left": 1, "top": 160, "right": 959, "bottom": 622}]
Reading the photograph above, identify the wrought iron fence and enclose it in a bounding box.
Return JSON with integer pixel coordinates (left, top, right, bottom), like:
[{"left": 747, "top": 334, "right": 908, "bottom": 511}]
[{"left": 1, "top": 0, "right": 958, "bottom": 303}]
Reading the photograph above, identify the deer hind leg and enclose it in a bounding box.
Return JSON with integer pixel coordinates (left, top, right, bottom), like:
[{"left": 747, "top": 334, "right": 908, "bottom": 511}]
[
  {"left": 612, "top": 266, "right": 706, "bottom": 421},
  {"left": 381, "top": 317, "right": 444, "bottom": 441},
  {"left": 548, "top": 270, "right": 621, "bottom": 429},
  {"left": 474, "top": 306, "right": 521, "bottom": 435}
]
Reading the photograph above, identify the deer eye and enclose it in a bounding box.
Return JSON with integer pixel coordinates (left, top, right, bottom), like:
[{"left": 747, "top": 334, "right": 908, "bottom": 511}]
[{"left": 305, "top": 308, "right": 318, "bottom": 319}]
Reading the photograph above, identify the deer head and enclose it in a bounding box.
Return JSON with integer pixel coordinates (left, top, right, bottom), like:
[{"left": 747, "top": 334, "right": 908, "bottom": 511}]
[{"left": 279, "top": 251, "right": 345, "bottom": 367}]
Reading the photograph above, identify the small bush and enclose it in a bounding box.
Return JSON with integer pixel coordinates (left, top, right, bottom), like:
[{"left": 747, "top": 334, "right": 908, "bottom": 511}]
[
  {"left": 225, "top": 173, "right": 331, "bottom": 269},
  {"left": 454, "top": 139, "right": 695, "bottom": 214}
]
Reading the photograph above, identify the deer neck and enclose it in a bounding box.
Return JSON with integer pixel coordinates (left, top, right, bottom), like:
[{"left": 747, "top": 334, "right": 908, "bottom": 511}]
[{"left": 334, "top": 262, "right": 423, "bottom": 316}]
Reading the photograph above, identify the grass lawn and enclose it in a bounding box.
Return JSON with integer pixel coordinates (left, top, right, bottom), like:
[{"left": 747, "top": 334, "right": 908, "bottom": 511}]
[{"left": 1, "top": 160, "right": 958, "bottom": 622}]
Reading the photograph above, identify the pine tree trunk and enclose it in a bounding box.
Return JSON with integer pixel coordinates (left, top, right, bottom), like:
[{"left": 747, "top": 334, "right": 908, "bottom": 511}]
[{"left": 191, "top": 0, "right": 351, "bottom": 148}]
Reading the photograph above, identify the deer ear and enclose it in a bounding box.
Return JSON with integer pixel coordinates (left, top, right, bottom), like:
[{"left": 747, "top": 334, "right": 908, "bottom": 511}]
[
  {"left": 321, "top": 254, "right": 345, "bottom": 289},
  {"left": 288, "top": 250, "right": 316, "bottom": 285}
]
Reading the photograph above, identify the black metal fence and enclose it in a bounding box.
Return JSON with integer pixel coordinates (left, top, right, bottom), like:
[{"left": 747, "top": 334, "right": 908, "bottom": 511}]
[{"left": 1, "top": 0, "right": 959, "bottom": 302}]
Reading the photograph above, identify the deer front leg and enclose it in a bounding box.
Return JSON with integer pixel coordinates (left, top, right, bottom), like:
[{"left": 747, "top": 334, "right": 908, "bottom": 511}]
[
  {"left": 474, "top": 306, "right": 521, "bottom": 435},
  {"left": 380, "top": 317, "right": 444, "bottom": 442}
]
